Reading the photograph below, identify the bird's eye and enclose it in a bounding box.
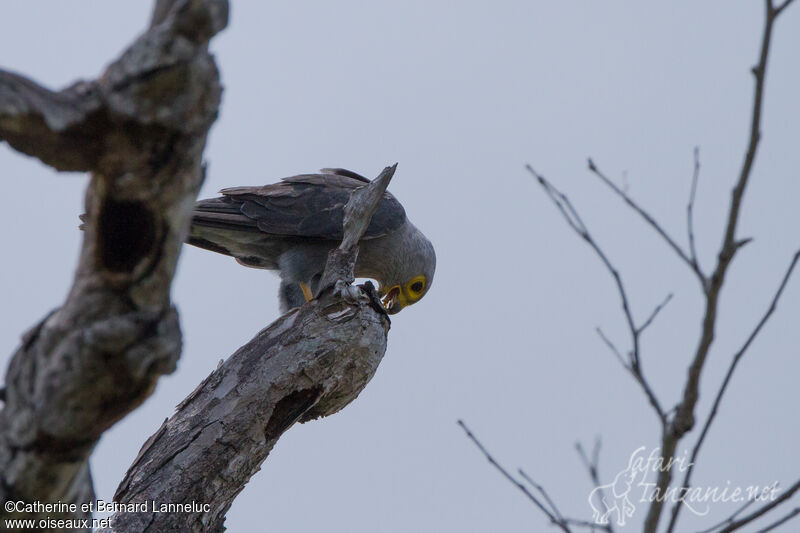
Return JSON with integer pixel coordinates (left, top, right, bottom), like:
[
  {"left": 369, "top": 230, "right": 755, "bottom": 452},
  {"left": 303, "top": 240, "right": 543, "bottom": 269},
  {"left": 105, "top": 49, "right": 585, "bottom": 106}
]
[{"left": 406, "top": 276, "right": 426, "bottom": 301}]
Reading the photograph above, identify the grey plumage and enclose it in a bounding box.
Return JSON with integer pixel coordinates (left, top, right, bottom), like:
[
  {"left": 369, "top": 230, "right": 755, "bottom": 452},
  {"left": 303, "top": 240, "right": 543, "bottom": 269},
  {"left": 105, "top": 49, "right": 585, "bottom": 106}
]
[{"left": 188, "top": 168, "right": 435, "bottom": 314}]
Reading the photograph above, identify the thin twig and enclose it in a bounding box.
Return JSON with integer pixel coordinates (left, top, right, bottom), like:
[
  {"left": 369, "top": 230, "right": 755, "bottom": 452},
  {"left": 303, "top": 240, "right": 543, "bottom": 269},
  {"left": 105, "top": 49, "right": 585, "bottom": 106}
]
[
  {"left": 458, "top": 422, "right": 617, "bottom": 532},
  {"left": 687, "top": 147, "right": 703, "bottom": 280},
  {"left": 564, "top": 517, "right": 614, "bottom": 532},
  {"left": 573, "top": 440, "right": 613, "bottom": 533},
  {"left": 518, "top": 470, "right": 566, "bottom": 522},
  {"left": 595, "top": 328, "right": 628, "bottom": 369},
  {"left": 638, "top": 293, "right": 674, "bottom": 335},
  {"left": 517, "top": 468, "right": 611, "bottom": 532},
  {"left": 531, "top": 167, "right": 636, "bottom": 342},
  {"left": 696, "top": 501, "right": 756, "bottom": 533},
  {"left": 587, "top": 158, "right": 705, "bottom": 284},
  {"left": 457, "top": 420, "right": 571, "bottom": 533},
  {"left": 753, "top": 507, "right": 800, "bottom": 533},
  {"left": 575, "top": 439, "right": 602, "bottom": 487},
  {"left": 775, "top": 0, "right": 797, "bottom": 15},
  {"left": 666, "top": 250, "right": 800, "bottom": 532},
  {"left": 716, "top": 478, "right": 800, "bottom": 533}
]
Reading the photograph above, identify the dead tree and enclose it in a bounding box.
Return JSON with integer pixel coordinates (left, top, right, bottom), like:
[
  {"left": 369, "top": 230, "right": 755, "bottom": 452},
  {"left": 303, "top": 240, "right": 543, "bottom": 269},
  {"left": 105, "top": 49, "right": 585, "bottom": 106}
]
[
  {"left": 0, "top": 1, "right": 393, "bottom": 531},
  {"left": 460, "top": 1, "right": 800, "bottom": 532}
]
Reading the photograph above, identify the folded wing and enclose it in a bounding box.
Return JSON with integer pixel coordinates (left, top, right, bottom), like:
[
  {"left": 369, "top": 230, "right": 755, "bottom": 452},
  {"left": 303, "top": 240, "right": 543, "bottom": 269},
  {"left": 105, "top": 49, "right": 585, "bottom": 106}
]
[{"left": 191, "top": 169, "right": 406, "bottom": 241}]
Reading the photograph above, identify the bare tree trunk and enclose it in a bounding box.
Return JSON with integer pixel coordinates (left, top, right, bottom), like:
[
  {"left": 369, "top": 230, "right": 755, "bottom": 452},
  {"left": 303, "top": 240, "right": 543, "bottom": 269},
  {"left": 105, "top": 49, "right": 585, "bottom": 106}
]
[{"left": 0, "top": 0, "right": 226, "bottom": 527}]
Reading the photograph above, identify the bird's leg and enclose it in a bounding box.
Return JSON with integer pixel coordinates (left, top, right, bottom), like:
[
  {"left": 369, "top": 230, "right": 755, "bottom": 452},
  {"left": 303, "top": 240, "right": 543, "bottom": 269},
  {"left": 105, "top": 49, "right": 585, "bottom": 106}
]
[{"left": 299, "top": 282, "right": 314, "bottom": 302}]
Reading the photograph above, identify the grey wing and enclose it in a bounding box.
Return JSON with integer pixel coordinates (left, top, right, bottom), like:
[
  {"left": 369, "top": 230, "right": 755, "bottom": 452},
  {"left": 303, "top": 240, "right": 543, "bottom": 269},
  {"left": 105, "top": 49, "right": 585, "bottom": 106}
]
[{"left": 191, "top": 169, "right": 407, "bottom": 240}]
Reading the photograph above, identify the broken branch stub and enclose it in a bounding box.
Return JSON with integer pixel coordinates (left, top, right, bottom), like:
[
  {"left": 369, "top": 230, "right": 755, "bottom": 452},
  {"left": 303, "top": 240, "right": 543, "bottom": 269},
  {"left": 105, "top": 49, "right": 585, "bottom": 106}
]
[{"left": 316, "top": 163, "right": 397, "bottom": 293}]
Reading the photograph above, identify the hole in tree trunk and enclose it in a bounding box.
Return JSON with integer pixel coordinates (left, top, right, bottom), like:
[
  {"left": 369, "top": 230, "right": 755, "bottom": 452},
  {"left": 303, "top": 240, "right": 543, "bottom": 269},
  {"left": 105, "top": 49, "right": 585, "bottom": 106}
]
[
  {"left": 97, "top": 199, "right": 157, "bottom": 273},
  {"left": 264, "top": 386, "right": 323, "bottom": 442}
]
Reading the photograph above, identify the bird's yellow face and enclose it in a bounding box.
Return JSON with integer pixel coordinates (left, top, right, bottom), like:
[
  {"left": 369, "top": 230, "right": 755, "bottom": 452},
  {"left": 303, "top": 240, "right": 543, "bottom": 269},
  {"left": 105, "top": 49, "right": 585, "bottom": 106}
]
[{"left": 380, "top": 275, "right": 428, "bottom": 314}]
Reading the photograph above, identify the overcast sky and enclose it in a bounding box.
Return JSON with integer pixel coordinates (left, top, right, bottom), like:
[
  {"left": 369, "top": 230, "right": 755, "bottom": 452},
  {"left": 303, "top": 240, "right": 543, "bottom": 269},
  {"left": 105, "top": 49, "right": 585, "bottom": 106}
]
[{"left": 2, "top": 1, "right": 799, "bottom": 532}]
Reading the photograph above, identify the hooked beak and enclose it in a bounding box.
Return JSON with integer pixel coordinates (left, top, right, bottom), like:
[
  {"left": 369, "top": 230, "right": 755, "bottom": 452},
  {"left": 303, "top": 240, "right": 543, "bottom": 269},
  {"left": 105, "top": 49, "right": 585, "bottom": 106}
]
[{"left": 381, "top": 285, "right": 403, "bottom": 315}]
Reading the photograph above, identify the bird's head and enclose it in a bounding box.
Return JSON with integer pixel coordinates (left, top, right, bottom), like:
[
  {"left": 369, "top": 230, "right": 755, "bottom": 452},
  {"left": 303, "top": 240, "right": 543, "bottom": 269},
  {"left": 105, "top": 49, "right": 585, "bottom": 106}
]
[{"left": 378, "top": 227, "right": 436, "bottom": 314}]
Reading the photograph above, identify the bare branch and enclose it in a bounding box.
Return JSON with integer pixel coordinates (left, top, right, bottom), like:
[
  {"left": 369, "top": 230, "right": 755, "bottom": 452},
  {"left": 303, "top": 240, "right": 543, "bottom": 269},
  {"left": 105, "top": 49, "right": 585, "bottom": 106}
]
[
  {"left": 500, "top": 442, "right": 614, "bottom": 532},
  {"left": 587, "top": 158, "right": 705, "bottom": 284},
  {"left": 529, "top": 166, "right": 636, "bottom": 350},
  {"left": 518, "top": 469, "right": 569, "bottom": 525},
  {"left": 0, "top": 72, "right": 104, "bottom": 171},
  {"left": 696, "top": 501, "right": 756, "bottom": 533},
  {"left": 530, "top": 165, "right": 666, "bottom": 422},
  {"left": 666, "top": 250, "right": 800, "bottom": 532},
  {"left": 457, "top": 420, "right": 572, "bottom": 533},
  {"left": 637, "top": 293, "right": 674, "bottom": 335},
  {"left": 561, "top": 518, "right": 614, "bottom": 532},
  {"left": 0, "top": 0, "right": 227, "bottom": 524},
  {"left": 459, "top": 425, "right": 613, "bottom": 532},
  {"left": 753, "top": 507, "right": 800, "bottom": 533},
  {"left": 775, "top": 0, "right": 798, "bottom": 15},
  {"left": 595, "top": 328, "right": 628, "bottom": 369},
  {"left": 575, "top": 439, "right": 602, "bottom": 489},
  {"left": 645, "top": 2, "right": 797, "bottom": 529},
  {"left": 575, "top": 439, "right": 614, "bottom": 533},
  {"left": 687, "top": 147, "right": 703, "bottom": 278},
  {"left": 715, "top": 479, "right": 800, "bottom": 533}
]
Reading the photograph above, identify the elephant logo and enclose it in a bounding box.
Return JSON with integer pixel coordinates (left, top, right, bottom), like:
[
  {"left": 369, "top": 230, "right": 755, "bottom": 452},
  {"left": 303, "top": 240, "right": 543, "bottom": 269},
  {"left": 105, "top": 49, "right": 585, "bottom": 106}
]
[{"left": 588, "top": 447, "right": 643, "bottom": 526}]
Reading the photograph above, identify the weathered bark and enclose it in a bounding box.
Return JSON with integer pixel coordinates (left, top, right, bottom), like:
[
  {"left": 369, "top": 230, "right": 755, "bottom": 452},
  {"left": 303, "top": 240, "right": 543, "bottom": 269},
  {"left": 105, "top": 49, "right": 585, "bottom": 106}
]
[
  {"left": 0, "top": 0, "right": 227, "bottom": 526},
  {"left": 104, "top": 287, "right": 387, "bottom": 532},
  {"left": 103, "top": 166, "right": 395, "bottom": 533}
]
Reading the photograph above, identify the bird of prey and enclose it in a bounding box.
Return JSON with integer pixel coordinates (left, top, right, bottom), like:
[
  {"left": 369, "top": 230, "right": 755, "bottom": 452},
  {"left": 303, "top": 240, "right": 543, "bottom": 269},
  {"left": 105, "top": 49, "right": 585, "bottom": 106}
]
[{"left": 187, "top": 168, "right": 435, "bottom": 314}]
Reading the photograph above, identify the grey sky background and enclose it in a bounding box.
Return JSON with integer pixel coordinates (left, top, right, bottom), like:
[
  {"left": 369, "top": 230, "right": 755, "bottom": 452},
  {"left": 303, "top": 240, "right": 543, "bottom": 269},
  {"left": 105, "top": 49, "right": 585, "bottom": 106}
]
[{"left": 2, "top": 1, "right": 799, "bottom": 531}]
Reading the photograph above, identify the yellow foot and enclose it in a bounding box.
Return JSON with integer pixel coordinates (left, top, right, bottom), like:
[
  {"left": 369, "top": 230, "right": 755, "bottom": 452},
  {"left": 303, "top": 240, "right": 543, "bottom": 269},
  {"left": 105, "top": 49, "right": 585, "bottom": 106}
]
[{"left": 299, "top": 282, "right": 313, "bottom": 302}]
